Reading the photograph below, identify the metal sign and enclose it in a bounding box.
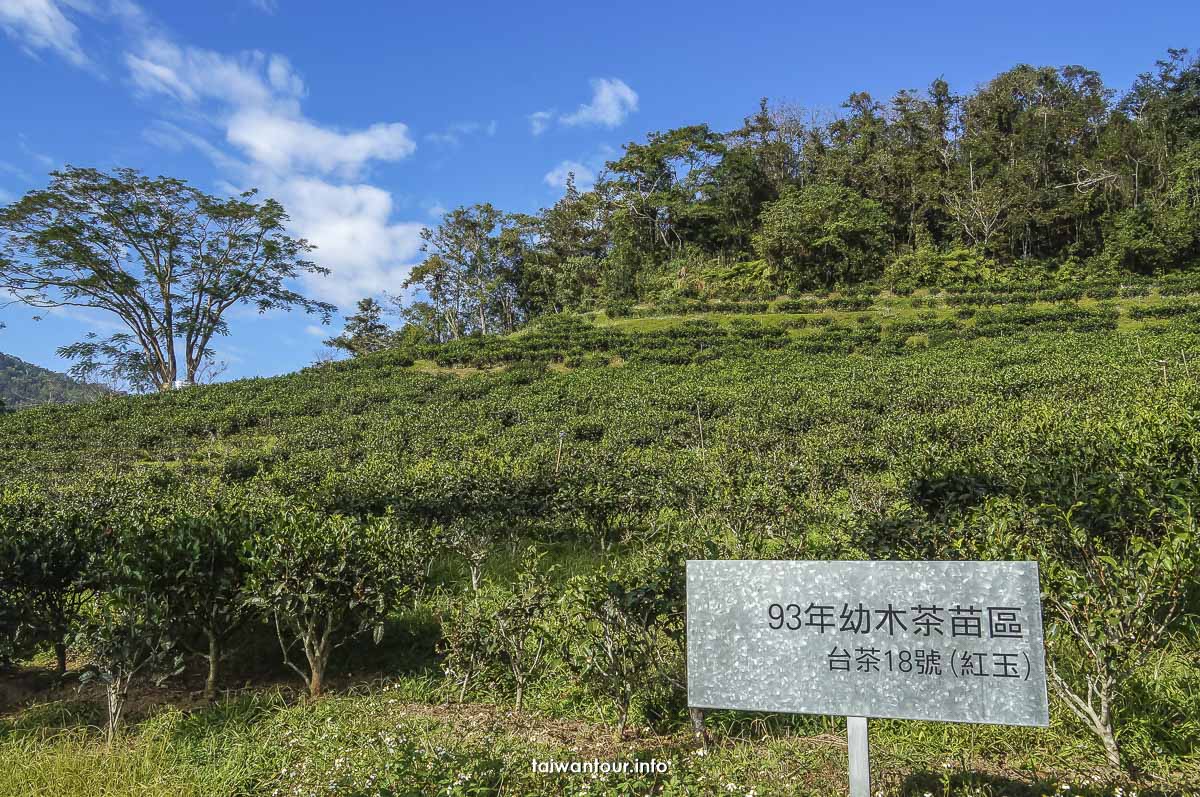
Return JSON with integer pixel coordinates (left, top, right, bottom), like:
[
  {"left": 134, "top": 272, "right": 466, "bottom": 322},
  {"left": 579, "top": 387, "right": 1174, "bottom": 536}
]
[{"left": 687, "top": 560, "right": 1049, "bottom": 727}]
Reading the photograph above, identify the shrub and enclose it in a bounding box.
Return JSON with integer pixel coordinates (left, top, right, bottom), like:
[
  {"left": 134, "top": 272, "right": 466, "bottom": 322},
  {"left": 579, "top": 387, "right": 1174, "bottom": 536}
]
[
  {"left": 605, "top": 300, "right": 633, "bottom": 318},
  {"left": 884, "top": 246, "right": 998, "bottom": 292},
  {"left": 151, "top": 503, "right": 258, "bottom": 699},
  {"left": 560, "top": 547, "right": 685, "bottom": 737},
  {"left": 243, "top": 510, "right": 423, "bottom": 698},
  {"left": 753, "top": 183, "right": 888, "bottom": 289},
  {"left": 1040, "top": 506, "right": 1199, "bottom": 772},
  {"left": 0, "top": 487, "right": 99, "bottom": 674},
  {"left": 76, "top": 515, "right": 183, "bottom": 743}
]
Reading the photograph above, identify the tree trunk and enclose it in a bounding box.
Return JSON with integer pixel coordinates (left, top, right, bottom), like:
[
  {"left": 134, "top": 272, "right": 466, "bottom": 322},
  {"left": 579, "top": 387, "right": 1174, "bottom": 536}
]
[
  {"left": 308, "top": 662, "right": 323, "bottom": 698},
  {"left": 1099, "top": 724, "right": 1122, "bottom": 771},
  {"left": 106, "top": 680, "right": 125, "bottom": 746},
  {"left": 204, "top": 631, "right": 220, "bottom": 701},
  {"left": 515, "top": 682, "right": 524, "bottom": 712},
  {"left": 55, "top": 641, "right": 67, "bottom": 675},
  {"left": 616, "top": 701, "right": 629, "bottom": 740}
]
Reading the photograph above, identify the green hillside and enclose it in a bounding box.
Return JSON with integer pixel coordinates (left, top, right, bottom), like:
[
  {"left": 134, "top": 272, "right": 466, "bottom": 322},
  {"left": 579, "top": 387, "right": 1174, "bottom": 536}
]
[
  {"left": 2, "top": 283, "right": 1199, "bottom": 795},
  {"left": 0, "top": 352, "right": 111, "bottom": 411}
]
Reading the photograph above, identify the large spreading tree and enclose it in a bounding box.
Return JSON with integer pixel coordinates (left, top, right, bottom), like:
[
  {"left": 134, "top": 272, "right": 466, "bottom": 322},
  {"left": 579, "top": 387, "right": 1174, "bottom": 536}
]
[{"left": 0, "top": 167, "right": 335, "bottom": 391}]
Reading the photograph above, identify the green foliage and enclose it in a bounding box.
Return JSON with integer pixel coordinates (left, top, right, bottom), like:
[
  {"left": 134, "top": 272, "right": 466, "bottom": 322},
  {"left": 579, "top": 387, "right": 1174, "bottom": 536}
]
[
  {"left": 1040, "top": 506, "right": 1199, "bottom": 772},
  {"left": 75, "top": 516, "right": 185, "bottom": 743},
  {"left": 884, "top": 247, "right": 1000, "bottom": 293},
  {"left": 147, "top": 503, "right": 258, "bottom": 699},
  {"left": 753, "top": 183, "right": 889, "bottom": 289},
  {"left": 560, "top": 545, "right": 686, "bottom": 737},
  {"left": 0, "top": 486, "right": 99, "bottom": 673},
  {"left": 242, "top": 510, "right": 422, "bottom": 698},
  {"left": 324, "top": 298, "right": 392, "bottom": 357},
  {"left": 0, "top": 352, "right": 112, "bottom": 410}
]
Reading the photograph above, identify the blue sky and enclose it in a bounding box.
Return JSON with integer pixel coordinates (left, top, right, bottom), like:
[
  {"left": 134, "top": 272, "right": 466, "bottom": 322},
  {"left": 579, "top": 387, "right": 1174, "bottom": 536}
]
[{"left": 1, "top": 0, "right": 1197, "bottom": 381}]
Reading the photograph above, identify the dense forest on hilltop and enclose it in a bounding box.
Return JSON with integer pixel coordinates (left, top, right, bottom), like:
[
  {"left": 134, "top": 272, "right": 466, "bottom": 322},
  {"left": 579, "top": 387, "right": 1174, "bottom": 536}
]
[{"left": 365, "top": 49, "right": 1200, "bottom": 348}]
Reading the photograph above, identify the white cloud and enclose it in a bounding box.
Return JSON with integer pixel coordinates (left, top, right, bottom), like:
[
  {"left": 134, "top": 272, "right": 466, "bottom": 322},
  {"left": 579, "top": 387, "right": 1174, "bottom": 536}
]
[
  {"left": 267, "top": 177, "right": 425, "bottom": 307},
  {"left": 227, "top": 109, "right": 414, "bottom": 179},
  {"left": 249, "top": 0, "right": 276, "bottom": 12},
  {"left": 528, "top": 109, "right": 553, "bottom": 136},
  {"left": 561, "top": 78, "right": 637, "bottom": 128},
  {"left": 117, "top": 13, "right": 425, "bottom": 307},
  {"left": 304, "top": 324, "right": 326, "bottom": 338},
  {"left": 0, "top": 0, "right": 89, "bottom": 67},
  {"left": 543, "top": 160, "right": 595, "bottom": 190},
  {"left": 125, "top": 37, "right": 305, "bottom": 109},
  {"left": 3, "top": 0, "right": 426, "bottom": 309}
]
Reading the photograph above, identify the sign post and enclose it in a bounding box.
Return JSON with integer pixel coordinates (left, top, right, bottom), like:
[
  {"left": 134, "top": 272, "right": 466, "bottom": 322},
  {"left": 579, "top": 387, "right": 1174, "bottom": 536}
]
[
  {"left": 686, "top": 560, "right": 1049, "bottom": 794},
  {"left": 847, "top": 716, "right": 869, "bottom": 797}
]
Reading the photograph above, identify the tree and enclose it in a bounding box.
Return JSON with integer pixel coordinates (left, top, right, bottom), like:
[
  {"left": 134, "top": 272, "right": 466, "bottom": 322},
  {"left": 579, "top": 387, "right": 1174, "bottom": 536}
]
[
  {"left": 150, "top": 505, "right": 255, "bottom": 700},
  {"left": 753, "top": 182, "right": 888, "bottom": 289},
  {"left": 487, "top": 547, "right": 556, "bottom": 712},
  {"left": 76, "top": 515, "right": 183, "bottom": 744},
  {"left": 405, "top": 204, "right": 521, "bottom": 339},
  {"left": 324, "top": 298, "right": 393, "bottom": 357},
  {"left": 1041, "top": 505, "right": 1198, "bottom": 773},
  {"left": 560, "top": 548, "right": 686, "bottom": 738},
  {"left": 244, "top": 509, "right": 421, "bottom": 698},
  {"left": 0, "top": 167, "right": 335, "bottom": 391},
  {"left": 0, "top": 487, "right": 98, "bottom": 674}
]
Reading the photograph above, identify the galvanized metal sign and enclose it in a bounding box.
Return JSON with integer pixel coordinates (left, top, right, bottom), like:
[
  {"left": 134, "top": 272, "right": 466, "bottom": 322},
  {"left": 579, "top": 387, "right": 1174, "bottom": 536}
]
[{"left": 687, "top": 560, "right": 1049, "bottom": 727}]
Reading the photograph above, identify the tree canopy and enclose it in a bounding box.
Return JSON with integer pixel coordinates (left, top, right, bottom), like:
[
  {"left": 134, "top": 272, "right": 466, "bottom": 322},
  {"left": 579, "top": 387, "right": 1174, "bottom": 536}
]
[{"left": 0, "top": 167, "right": 335, "bottom": 391}]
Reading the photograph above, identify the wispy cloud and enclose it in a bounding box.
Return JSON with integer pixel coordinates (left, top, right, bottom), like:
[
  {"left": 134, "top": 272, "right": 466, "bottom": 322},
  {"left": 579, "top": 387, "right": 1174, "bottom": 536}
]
[
  {"left": 543, "top": 160, "right": 595, "bottom": 190},
  {"left": 107, "top": 3, "right": 425, "bottom": 307},
  {"left": 7, "top": 1, "right": 429, "bottom": 309},
  {"left": 528, "top": 109, "right": 553, "bottom": 136},
  {"left": 425, "top": 119, "right": 497, "bottom": 148},
  {"left": 249, "top": 0, "right": 277, "bottom": 13},
  {"left": 529, "top": 78, "right": 638, "bottom": 136},
  {"left": 543, "top": 144, "right": 615, "bottom": 193},
  {"left": 0, "top": 0, "right": 89, "bottom": 67}
]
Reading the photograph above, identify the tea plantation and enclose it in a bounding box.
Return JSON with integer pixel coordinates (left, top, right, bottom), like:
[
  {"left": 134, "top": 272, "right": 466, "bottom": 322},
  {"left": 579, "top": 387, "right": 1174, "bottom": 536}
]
[{"left": 1, "top": 284, "right": 1199, "bottom": 796}]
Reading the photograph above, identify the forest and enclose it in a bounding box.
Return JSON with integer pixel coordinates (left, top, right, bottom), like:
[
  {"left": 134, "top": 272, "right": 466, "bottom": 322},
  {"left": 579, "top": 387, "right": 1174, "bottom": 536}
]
[
  {"left": 0, "top": 353, "right": 110, "bottom": 412},
  {"left": 368, "top": 50, "right": 1200, "bottom": 348},
  {"left": 0, "top": 50, "right": 1199, "bottom": 797}
]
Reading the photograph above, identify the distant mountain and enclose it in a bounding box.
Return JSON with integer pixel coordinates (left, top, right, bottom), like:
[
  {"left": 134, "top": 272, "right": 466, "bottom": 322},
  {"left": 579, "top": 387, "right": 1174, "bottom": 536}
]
[{"left": 0, "top": 352, "right": 114, "bottom": 411}]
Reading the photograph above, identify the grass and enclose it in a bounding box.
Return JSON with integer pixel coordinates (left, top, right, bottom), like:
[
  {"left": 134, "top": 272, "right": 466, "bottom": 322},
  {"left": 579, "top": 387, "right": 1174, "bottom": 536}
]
[{"left": 2, "top": 675, "right": 1194, "bottom": 797}]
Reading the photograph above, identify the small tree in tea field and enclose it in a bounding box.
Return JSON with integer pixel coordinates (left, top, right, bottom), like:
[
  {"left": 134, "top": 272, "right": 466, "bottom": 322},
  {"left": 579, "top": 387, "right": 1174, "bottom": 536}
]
[
  {"left": 561, "top": 547, "right": 686, "bottom": 738},
  {"left": 76, "top": 517, "right": 183, "bottom": 744},
  {"left": 0, "top": 488, "right": 99, "bottom": 674},
  {"left": 152, "top": 505, "right": 256, "bottom": 699},
  {"left": 1040, "top": 504, "right": 1199, "bottom": 772},
  {"left": 489, "top": 547, "right": 557, "bottom": 711},
  {"left": 439, "top": 586, "right": 499, "bottom": 702},
  {"left": 244, "top": 509, "right": 421, "bottom": 698}
]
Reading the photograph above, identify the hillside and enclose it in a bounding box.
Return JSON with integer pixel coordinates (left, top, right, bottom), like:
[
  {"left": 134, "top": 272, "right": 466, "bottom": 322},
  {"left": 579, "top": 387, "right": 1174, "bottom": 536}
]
[
  {"left": 0, "top": 352, "right": 111, "bottom": 411},
  {"left": 2, "top": 283, "right": 1200, "bottom": 795}
]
